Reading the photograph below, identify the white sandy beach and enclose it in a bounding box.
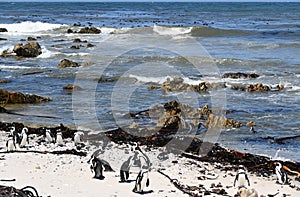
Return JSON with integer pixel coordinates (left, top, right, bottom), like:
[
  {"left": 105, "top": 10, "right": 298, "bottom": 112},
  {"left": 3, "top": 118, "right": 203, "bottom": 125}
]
[{"left": 0, "top": 133, "right": 299, "bottom": 197}]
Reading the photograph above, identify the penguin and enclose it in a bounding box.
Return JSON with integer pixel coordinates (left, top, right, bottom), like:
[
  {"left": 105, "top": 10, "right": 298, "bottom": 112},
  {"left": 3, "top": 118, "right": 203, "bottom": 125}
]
[
  {"left": 73, "top": 131, "right": 83, "bottom": 145},
  {"left": 234, "top": 165, "right": 250, "bottom": 189},
  {"left": 274, "top": 162, "right": 288, "bottom": 184},
  {"left": 55, "top": 131, "right": 64, "bottom": 146},
  {"left": 89, "top": 155, "right": 105, "bottom": 180},
  {"left": 45, "top": 129, "right": 54, "bottom": 143},
  {"left": 120, "top": 150, "right": 140, "bottom": 182},
  {"left": 20, "top": 127, "right": 29, "bottom": 148},
  {"left": 6, "top": 134, "right": 16, "bottom": 152},
  {"left": 132, "top": 167, "right": 150, "bottom": 194}
]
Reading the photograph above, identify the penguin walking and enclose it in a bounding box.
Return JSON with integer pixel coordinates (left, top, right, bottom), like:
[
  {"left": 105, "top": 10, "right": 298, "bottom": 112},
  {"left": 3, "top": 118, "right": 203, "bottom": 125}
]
[
  {"left": 20, "top": 127, "right": 29, "bottom": 148},
  {"left": 133, "top": 167, "right": 150, "bottom": 194},
  {"left": 120, "top": 149, "right": 140, "bottom": 183},
  {"left": 234, "top": 165, "right": 250, "bottom": 189},
  {"left": 6, "top": 134, "right": 16, "bottom": 152},
  {"left": 274, "top": 162, "right": 288, "bottom": 184},
  {"left": 55, "top": 131, "right": 64, "bottom": 146},
  {"left": 89, "top": 155, "right": 105, "bottom": 180}
]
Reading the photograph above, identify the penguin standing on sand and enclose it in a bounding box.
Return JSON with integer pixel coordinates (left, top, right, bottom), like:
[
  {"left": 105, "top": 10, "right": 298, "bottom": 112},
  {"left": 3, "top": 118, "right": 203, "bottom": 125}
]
[
  {"left": 55, "top": 130, "right": 64, "bottom": 146},
  {"left": 89, "top": 155, "right": 105, "bottom": 180},
  {"left": 20, "top": 127, "right": 29, "bottom": 148},
  {"left": 274, "top": 162, "right": 288, "bottom": 184},
  {"left": 73, "top": 131, "right": 83, "bottom": 145},
  {"left": 120, "top": 149, "right": 140, "bottom": 182},
  {"left": 45, "top": 129, "right": 54, "bottom": 143},
  {"left": 234, "top": 165, "right": 250, "bottom": 189},
  {"left": 6, "top": 134, "right": 16, "bottom": 152},
  {"left": 132, "top": 146, "right": 152, "bottom": 194},
  {"left": 133, "top": 167, "right": 150, "bottom": 194}
]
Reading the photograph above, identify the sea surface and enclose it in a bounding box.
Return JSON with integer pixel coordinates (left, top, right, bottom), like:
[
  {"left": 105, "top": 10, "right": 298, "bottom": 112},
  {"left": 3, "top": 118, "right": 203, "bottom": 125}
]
[{"left": 0, "top": 2, "right": 299, "bottom": 161}]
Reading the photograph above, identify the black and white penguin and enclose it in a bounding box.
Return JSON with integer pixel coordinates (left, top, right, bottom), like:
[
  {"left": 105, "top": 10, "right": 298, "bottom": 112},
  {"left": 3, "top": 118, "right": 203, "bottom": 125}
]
[
  {"left": 234, "top": 165, "right": 250, "bottom": 189},
  {"left": 20, "top": 127, "right": 29, "bottom": 148},
  {"left": 250, "top": 126, "right": 256, "bottom": 134},
  {"left": 73, "top": 131, "right": 83, "bottom": 145},
  {"left": 45, "top": 129, "right": 54, "bottom": 143},
  {"left": 89, "top": 155, "right": 105, "bottom": 180},
  {"left": 274, "top": 162, "right": 288, "bottom": 184},
  {"left": 6, "top": 134, "right": 16, "bottom": 152},
  {"left": 55, "top": 131, "right": 64, "bottom": 146},
  {"left": 133, "top": 167, "right": 150, "bottom": 194},
  {"left": 120, "top": 150, "right": 140, "bottom": 182}
]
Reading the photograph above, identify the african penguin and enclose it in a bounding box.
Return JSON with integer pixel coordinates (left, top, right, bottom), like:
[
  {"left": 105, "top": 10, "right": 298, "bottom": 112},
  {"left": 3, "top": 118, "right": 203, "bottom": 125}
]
[
  {"left": 274, "top": 162, "right": 288, "bottom": 184},
  {"left": 55, "top": 131, "right": 64, "bottom": 146},
  {"left": 45, "top": 129, "right": 54, "bottom": 143},
  {"left": 20, "top": 127, "right": 29, "bottom": 148},
  {"left": 234, "top": 165, "right": 250, "bottom": 189},
  {"left": 73, "top": 131, "right": 83, "bottom": 145},
  {"left": 120, "top": 150, "right": 140, "bottom": 182},
  {"left": 133, "top": 167, "right": 150, "bottom": 194},
  {"left": 6, "top": 135, "right": 16, "bottom": 152},
  {"left": 89, "top": 155, "right": 105, "bottom": 180}
]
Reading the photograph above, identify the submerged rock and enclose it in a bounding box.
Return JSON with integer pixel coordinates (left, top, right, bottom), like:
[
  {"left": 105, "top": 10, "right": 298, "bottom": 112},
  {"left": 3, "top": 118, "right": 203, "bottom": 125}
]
[
  {"left": 13, "top": 41, "right": 42, "bottom": 57},
  {"left": 63, "top": 84, "right": 82, "bottom": 91},
  {"left": 57, "top": 59, "right": 80, "bottom": 68},
  {"left": 78, "top": 27, "right": 101, "bottom": 34},
  {"left": 0, "top": 89, "right": 52, "bottom": 104}
]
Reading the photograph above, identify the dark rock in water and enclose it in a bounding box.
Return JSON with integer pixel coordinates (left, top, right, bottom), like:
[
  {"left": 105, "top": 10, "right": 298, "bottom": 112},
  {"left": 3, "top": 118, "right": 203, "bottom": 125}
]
[
  {"left": 70, "top": 45, "right": 80, "bottom": 50},
  {"left": 223, "top": 72, "right": 259, "bottom": 79},
  {"left": 87, "top": 43, "right": 95, "bottom": 48},
  {"left": 0, "top": 38, "right": 7, "bottom": 41},
  {"left": 0, "top": 89, "right": 52, "bottom": 104},
  {"left": 63, "top": 84, "right": 82, "bottom": 91},
  {"left": 73, "top": 38, "right": 87, "bottom": 43},
  {"left": 27, "top": 36, "right": 37, "bottom": 41},
  {"left": 0, "top": 79, "right": 11, "bottom": 84},
  {"left": 0, "top": 28, "right": 8, "bottom": 32},
  {"left": 78, "top": 27, "right": 101, "bottom": 34},
  {"left": 13, "top": 42, "right": 42, "bottom": 57},
  {"left": 57, "top": 59, "right": 80, "bottom": 68},
  {"left": 67, "top": 29, "right": 74, "bottom": 33}
]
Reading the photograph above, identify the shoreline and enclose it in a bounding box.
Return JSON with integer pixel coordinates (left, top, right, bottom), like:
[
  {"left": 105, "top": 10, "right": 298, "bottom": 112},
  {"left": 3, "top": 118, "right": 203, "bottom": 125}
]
[{"left": 0, "top": 121, "right": 300, "bottom": 196}]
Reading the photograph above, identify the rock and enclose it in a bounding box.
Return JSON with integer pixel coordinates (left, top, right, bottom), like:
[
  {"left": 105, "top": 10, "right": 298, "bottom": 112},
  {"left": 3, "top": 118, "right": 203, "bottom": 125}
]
[
  {"left": 247, "top": 83, "right": 270, "bottom": 92},
  {"left": 236, "top": 188, "right": 258, "bottom": 197},
  {"left": 86, "top": 43, "right": 95, "bottom": 48},
  {"left": 0, "top": 79, "right": 11, "bottom": 84},
  {"left": 57, "top": 59, "right": 80, "bottom": 68},
  {"left": 78, "top": 27, "right": 101, "bottom": 34},
  {"left": 67, "top": 29, "right": 74, "bottom": 33},
  {"left": 0, "top": 89, "right": 52, "bottom": 104},
  {"left": 27, "top": 36, "right": 37, "bottom": 41},
  {"left": 73, "top": 38, "right": 87, "bottom": 43},
  {"left": 0, "top": 38, "right": 7, "bottom": 41},
  {"left": 223, "top": 72, "right": 259, "bottom": 79},
  {"left": 246, "top": 121, "right": 256, "bottom": 127},
  {"left": 63, "top": 84, "right": 82, "bottom": 91},
  {"left": 0, "top": 28, "right": 8, "bottom": 32},
  {"left": 13, "top": 42, "right": 42, "bottom": 57},
  {"left": 70, "top": 45, "right": 80, "bottom": 49}
]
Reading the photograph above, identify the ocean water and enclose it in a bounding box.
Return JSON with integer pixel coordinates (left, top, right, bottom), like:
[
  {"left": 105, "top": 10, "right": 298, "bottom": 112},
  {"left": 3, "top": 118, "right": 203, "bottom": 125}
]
[{"left": 0, "top": 2, "right": 299, "bottom": 161}]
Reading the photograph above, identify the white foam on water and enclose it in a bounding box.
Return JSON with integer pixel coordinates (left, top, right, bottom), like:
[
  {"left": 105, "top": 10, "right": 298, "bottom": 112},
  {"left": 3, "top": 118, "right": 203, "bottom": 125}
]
[
  {"left": 0, "top": 21, "right": 66, "bottom": 34},
  {"left": 0, "top": 45, "right": 13, "bottom": 53},
  {"left": 128, "top": 74, "right": 172, "bottom": 84},
  {"left": 153, "top": 24, "right": 192, "bottom": 36},
  {"left": 37, "top": 46, "right": 59, "bottom": 58},
  {"left": 0, "top": 65, "right": 32, "bottom": 70}
]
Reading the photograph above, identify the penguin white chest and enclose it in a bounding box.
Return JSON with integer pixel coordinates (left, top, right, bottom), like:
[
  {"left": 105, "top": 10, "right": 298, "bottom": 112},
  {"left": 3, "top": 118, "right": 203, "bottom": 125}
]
[
  {"left": 238, "top": 174, "right": 246, "bottom": 187},
  {"left": 46, "top": 131, "right": 53, "bottom": 142},
  {"left": 56, "top": 133, "right": 64, "bottom": 145},
  {"left": 74, "top": 133, "right": 81, "bottom": 144},
  {"left": 20, "top": 133, "right": 27, "bottom": 147},
  {"left": 7, "top": 138, "right": 15, "bottom": 151}
]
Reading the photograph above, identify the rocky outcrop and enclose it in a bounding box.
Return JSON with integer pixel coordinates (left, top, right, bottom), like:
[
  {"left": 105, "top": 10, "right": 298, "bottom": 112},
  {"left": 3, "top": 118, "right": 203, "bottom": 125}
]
[
  {"left": 0, "top": 38, "right": 7, "bottom": 41},
  {"left": 73, "top": 38, "right": 87, "bottom": 43},
  {"left": 158, "top": 76, "right": 225, "bottom": 94},
  {"left": 78, "top": 27, "right": 101, "bottom": 34},
  {"left": 230, "top": 83, "right": 284, "bottom": 92},
  {"left": 27, "top": 36, "right": 37, "bottom": 41},
  {"left": 0, "top": 28, "right": 8, "bottom": 32},
  {"left": 13, "top": 42, "right": 42, "bottom": 57},
  {"left": 57, "top": 59, "right": 80, "bottom": 68},
  {"left": 205, "top": 114, "right": 242, "bottom": 128},
  {"left": 0, "top": 89, "right": 52, "bottom": 104},
  {"left": 67, "top": 27, "right": 101, "bottom": 34},
  {"left": 223, "top": 72, "right": 259, "bottom": 79},
  {"left": 63, "top": 84, "right": 82, "bottom": 91}
]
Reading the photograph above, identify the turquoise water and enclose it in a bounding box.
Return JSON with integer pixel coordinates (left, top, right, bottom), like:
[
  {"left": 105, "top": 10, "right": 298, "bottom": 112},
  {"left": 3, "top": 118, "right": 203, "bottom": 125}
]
[{"left": 0, "top": 2, "right": 299, "bottom": 161}]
